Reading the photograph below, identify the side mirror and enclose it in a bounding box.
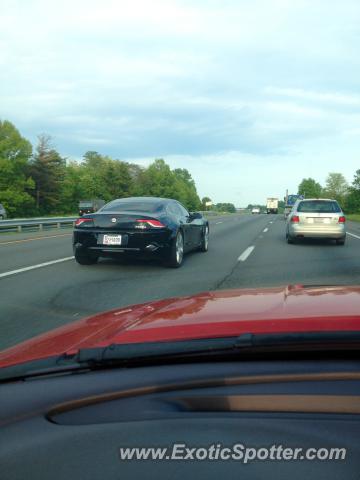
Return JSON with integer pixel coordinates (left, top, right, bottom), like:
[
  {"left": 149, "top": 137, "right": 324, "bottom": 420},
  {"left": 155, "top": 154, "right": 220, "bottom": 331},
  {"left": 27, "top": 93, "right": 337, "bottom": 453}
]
[{"left": 190, "top": 212, "right": 202, "bottom": 220}]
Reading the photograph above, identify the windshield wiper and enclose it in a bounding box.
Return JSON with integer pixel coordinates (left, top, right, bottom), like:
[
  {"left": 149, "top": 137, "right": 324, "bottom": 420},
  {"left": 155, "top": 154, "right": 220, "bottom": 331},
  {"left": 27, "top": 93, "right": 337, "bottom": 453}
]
[
  {"left": 75, "top": 331, "right": 360, "bottom": 366},
  {"left": 1, "top": 331, "right": 360, "bottom": 382}
]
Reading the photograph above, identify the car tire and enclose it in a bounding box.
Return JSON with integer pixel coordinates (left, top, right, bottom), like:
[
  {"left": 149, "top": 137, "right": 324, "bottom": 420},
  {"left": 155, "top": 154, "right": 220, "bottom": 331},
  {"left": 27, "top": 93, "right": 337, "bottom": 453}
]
[
  {"left": 74, "top": 250, "right": 99, "bottom": 265},
  {"left": 336, "top": 238, "right": 346, "bottom": 246},
  {"left": 286, "top": 232, "right": 295, "bottom": 244},
  {"left": 199, "top": 225, "right": 209, "bottom": 252},
  {"left": 166, "top": 231, "right": 184, "bottom": 268}
]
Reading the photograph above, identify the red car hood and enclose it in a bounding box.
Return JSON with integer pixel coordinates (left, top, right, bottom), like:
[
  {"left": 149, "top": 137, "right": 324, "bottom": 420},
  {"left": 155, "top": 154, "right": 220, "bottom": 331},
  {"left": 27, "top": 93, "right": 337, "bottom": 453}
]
[{"left": 1, "top": 285, "right": 360, "bottom": 368}]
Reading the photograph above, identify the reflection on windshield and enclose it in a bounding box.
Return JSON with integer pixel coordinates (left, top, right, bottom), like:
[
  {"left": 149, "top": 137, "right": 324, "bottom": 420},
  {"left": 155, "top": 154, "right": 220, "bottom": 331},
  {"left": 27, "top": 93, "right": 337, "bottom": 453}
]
[{"left": 0, "top": 0, "right": 360, "bottom": 359}]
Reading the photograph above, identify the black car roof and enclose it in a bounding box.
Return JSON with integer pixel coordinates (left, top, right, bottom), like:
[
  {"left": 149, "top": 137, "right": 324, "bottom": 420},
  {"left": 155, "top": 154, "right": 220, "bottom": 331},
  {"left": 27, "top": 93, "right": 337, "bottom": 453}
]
[{"left": 111, "top": 197, "right": 174, "bottom": 204}]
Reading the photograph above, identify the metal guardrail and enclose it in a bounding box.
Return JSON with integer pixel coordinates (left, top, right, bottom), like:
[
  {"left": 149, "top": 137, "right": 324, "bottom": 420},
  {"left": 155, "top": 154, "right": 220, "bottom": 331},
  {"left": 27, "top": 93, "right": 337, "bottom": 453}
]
[
  {"left": 0, "top": 217, "right": 77, "bottom": 233},
  {"left": 0, "top": 210, "right": 233, "bottom": 234}
]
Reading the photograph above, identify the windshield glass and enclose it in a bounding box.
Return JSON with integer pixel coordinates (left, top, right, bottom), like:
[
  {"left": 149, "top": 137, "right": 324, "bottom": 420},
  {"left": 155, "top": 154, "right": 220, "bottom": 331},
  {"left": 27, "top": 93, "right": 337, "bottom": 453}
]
[
  {"left": 101, "top": 200, "right": 163, "bottom": 213},
  {"left": 0, "top": 0, "right": 360, "bottom": 370},
  {"left": 297, "top": 201, "right": 342, "bottom": 213}
]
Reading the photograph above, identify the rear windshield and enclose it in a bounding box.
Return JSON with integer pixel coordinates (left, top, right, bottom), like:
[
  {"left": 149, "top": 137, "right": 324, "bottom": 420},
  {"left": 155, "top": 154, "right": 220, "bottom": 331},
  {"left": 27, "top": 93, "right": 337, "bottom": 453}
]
[
  {"left": 79, "top": 201, "right": 93, "bottom": 207},
  {"left": 297, "top": 200, "right": 341, "bottom": 213},
  {"left": 101, "top": 200, "right": 163, "bottom": 213}
]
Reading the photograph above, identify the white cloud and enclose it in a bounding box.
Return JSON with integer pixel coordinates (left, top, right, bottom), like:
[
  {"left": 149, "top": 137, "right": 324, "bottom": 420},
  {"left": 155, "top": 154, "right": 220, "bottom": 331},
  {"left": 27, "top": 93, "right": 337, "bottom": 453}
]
[
  {"left": 265, "top": 87, "right": 360, "bottom": 107},
  {"left": 1, "top": 0, "right": 360, "bottom": 204}
]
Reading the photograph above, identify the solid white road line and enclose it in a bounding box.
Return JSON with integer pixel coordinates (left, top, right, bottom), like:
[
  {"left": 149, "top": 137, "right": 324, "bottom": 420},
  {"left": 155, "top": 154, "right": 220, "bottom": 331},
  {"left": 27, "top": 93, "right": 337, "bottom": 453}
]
[
  {"left": 0, "top": 256, "right": 74, "bottom": 279},
  {"left": 238, "top": 246, "right": 255, "bottom": 262},
  {"left": 0, "top": 233, "right": 72, "bottom": 246},
  {"left": 263, "top": 227, "right": 269, "bottom": 233},
  {"left": 347, "top": 232, "right": 360, "bottom": 240},
  {"left": 216, "top": 221, "right": 223, "bottom": 224}
]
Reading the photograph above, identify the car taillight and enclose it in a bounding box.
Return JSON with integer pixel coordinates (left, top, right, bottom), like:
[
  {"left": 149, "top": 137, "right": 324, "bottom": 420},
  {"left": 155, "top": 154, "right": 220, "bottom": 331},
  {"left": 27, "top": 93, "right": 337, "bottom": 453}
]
[
  {"left": 291, "top": 215, "right": 300, "bottom": 223},
  {"left": 338, "top": 216, "right": 346, "bottom": 223},
  {"left": 75, "top": 217, "right": 93, "bottom": 226},
  {"left": 135, "top": 219, "right": 166, "bottom": 229}
]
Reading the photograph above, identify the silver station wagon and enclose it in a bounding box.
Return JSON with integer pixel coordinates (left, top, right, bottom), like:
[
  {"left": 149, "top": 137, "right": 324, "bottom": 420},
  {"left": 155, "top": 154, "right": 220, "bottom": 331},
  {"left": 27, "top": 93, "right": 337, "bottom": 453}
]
[{"left": 286, "top": 199, "right": 346, "bottom": 245}]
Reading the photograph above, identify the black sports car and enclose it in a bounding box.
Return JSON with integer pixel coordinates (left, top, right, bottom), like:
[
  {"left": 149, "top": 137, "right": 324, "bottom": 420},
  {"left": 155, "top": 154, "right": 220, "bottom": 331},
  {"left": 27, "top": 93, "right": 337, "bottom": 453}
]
[{"left": 73, "top": 197, "right": 209, "bottom": 267}]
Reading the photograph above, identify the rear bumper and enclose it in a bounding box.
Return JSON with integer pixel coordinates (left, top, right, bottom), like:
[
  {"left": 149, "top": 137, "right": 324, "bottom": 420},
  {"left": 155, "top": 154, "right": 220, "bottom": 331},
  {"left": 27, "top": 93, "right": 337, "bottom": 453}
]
[
  {"left": 73, "top": 228, "right": 174, "bottom": 257},
  {"left": 288, "top": 224, "right": 346, "bottom": 239}
]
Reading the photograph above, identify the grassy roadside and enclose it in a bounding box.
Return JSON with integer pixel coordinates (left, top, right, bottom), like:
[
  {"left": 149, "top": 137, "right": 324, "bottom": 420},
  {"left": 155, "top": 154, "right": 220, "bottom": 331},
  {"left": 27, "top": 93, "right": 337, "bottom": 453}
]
[{"left": 347, "top": 214, "right": 360, "bottom": 222}]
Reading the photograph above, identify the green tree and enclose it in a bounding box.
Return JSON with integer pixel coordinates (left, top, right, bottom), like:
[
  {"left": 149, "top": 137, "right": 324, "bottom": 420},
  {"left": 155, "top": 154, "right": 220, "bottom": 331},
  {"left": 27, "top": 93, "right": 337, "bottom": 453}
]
[
  {"left": 323, "top": 172, "right": 349, "bottom": 206},
  {"left": 214, "top": 203, "right": 236, "bottom": 213},
  {"left": 101, "top": 158, "right": 133, "bottom": 200},
  {"left": 173, "top": 168, "right": 202, "bottom": 210},
  {"left": 297, "top": 178, "right": 322, "bottom": 198},
  {"left": 79, "top": 151, "right": 106, "bottom": 199},
  {"left": 29, "top": 135, "right": 66, "bottom": 214},
  {"left": 0, "top": 120, "right": 35, "bottom": 217},
  {"left": 135, "top": 160, "right": 202, "bottom": 210},
  {"left": 0, "top": 122, "right": 206, "bottom": 217},
  {"left": 80, "top": 151, "right": 134, "bottom": 202},
  {"left": 127, "top": 163, "right": 144, "bottom": 195},
  {"left": 137, "top": 159, "right": 176, "bottom": 198},
  {"left": 60, "top": 161, "right": 86, "bottom": 213},
  {"left": 344, "top": 169, "right": 360, "bottom": 213},
  {"left": 83, "top": 151, "right": 104, "bottom": 170}
]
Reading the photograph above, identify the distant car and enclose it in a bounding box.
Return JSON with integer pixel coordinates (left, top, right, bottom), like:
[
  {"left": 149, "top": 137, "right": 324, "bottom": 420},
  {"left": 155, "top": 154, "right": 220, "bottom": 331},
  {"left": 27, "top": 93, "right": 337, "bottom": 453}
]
[
  {"left": 251, "top": 207, "right": 260, "bottom": 214},
  {"left": 78, "top": 199, "right": 105, "bottom": 216},
  {"left": 286, "top": 198, "right": 346, "bottom": 245},
  {"left": 73, "top": 197, "right": 209, "bottom": 267},
  {"left": 0, "top": 203, "right": 7, "bottom": 220}
]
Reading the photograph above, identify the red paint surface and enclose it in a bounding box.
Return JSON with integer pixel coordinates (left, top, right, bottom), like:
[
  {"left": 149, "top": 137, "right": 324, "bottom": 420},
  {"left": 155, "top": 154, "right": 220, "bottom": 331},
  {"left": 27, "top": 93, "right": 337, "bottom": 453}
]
[{"left": 1, "top": 285, "right": 360, "bottom": 368}]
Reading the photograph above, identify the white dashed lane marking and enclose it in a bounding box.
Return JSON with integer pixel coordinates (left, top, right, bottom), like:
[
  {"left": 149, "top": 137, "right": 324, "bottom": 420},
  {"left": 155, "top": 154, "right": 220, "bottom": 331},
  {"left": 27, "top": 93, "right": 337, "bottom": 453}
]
[{"left": 238, "top": 246, "right": 255, "bottom": 262}]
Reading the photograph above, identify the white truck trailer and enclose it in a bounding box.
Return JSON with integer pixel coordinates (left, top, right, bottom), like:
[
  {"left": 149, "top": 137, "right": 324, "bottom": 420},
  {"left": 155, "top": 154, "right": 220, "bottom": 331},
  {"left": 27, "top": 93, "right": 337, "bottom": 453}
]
[{"left": 266, "top": 197, "right": 279, "bottom": 214}]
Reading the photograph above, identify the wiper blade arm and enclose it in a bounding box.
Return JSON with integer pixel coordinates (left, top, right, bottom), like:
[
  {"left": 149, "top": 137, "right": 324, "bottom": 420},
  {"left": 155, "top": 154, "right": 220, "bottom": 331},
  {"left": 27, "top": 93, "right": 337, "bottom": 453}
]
[
  {"left": 76, "top": 337, "right": 239, "bottom": 364},
  {"left": 2, "top": 331, "right": 359, "bottom": 382},
  {"left": 76, "top": 331, "right": 360, "bottom": 366},
  {"left": 238, "top": 331, "right": 360, "bottom": 348}
]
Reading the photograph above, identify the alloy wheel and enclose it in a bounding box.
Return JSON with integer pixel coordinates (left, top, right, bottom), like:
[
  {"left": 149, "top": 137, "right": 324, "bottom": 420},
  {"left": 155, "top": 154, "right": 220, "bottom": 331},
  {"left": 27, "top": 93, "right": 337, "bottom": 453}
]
[
  {"left": 176, "top": 233, "right": 184, "bottom": 264},
  {"left": 204, "top": 226, "right": 209, "bottom": 250}
]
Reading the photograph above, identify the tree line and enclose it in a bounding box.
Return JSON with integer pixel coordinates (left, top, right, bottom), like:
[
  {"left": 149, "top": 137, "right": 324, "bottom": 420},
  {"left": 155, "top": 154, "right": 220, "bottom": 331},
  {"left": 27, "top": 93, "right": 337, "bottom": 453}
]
[
  {"left": 0, "top": 120, "right": 206, "bottom": 218},
  {"left": 298, "top": 172, "right": 360, "bottom": 213},
  {"left": 200, "top": 196, "right": 236, "bottom": 213}
]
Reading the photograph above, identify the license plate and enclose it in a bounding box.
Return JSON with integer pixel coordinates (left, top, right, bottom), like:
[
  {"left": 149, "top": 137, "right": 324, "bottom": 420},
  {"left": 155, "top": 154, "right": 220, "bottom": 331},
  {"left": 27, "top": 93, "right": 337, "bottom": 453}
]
[
  {"left": 307, "top": 218, "right": 324, "bottom": 224},
  {"left": 102, "top": 234, "right": 122, "bottom": 245}
]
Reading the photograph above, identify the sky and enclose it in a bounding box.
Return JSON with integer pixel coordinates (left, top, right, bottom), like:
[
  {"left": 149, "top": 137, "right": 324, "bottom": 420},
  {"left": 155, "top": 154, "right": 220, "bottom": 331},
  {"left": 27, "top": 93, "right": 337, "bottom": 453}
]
[{"left": 1, "top": 0, "right": 360, "bottom": 206}]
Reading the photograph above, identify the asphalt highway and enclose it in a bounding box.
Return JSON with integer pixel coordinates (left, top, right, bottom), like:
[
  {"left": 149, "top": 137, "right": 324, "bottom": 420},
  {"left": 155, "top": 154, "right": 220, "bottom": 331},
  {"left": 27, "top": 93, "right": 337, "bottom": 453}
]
[{"left": 1, "top": 213, "right": 360, "bottom": 350}]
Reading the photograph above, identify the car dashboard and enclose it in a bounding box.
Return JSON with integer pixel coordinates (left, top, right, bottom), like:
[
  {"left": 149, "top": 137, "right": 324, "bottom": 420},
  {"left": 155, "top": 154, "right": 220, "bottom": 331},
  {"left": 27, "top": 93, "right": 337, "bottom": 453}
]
[{"left": 1, "top": 358, "right": 360, "bottom": 479}]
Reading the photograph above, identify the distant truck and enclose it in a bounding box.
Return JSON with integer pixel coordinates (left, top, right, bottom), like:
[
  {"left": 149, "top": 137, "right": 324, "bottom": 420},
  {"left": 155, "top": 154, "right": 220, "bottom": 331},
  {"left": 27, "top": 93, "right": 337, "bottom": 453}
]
[
  {"left": 78, "top": 199, "right": 105, "bottom": 216},
  {"left": 266, "top": 197, "right": 279, "bottom": 214},
  {"left": 283, "top": 194, "right": 304, "bottom": 218}
]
